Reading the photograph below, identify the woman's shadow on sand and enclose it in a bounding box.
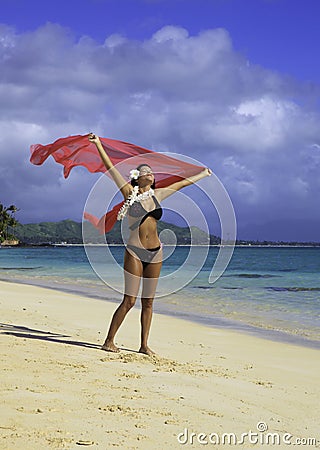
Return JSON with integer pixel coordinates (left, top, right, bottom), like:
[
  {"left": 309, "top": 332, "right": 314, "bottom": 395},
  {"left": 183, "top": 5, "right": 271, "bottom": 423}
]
[{"left": 0, "top": 323, "right": 138, "bottom": 353}]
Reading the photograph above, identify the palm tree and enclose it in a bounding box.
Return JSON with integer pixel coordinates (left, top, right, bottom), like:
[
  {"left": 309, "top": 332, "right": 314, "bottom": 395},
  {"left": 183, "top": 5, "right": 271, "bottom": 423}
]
[{"left": 0, "top": 204, "right": 19, "bottom": 243}]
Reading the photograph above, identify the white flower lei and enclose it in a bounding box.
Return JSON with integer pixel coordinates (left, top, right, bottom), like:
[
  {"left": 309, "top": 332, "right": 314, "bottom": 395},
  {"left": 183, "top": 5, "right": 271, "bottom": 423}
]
[{"left": 117, "top": 186, "right": 155, "bottom": 221}]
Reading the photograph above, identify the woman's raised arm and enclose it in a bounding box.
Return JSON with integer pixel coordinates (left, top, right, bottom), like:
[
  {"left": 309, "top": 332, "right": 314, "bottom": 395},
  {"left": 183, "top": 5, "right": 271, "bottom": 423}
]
[
  {"left": 155, "top": 168, "right": 212, "bottom": 202},
  {"left": 88, "top": 133, "right": 132, "bottom": 199}
]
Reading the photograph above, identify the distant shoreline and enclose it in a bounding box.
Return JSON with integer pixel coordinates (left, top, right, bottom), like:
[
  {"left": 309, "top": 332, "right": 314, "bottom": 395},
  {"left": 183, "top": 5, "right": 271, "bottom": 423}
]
[
  {"left": 11, "top": 219, "right": 320, "bottom": 247},
  {"left": 2, "top": 243, "right": 320, "bottom": 248},
  {"left": 6, "top": 243, "right": 320, "bottom": 248}
]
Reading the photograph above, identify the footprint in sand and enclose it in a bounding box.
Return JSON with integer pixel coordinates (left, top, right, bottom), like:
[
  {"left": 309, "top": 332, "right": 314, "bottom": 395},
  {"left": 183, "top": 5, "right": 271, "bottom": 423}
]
[
  {"left": 98, "top": 405, "right": 141, "bottom": 419},
  {"left": 121, "top": 393, "right": 146, "bottom": 400},
  {"left": 254, "top": 380, "right": 273, "bottom": 388},
  {"left": 98, "top": 404, "right": 173, "bottom": 421},
  {"left": 117, "top": 371, "right": 142, "bottom": 379},
  {"left": 101, "top": 352, "right": 231, "bottom": 378}
]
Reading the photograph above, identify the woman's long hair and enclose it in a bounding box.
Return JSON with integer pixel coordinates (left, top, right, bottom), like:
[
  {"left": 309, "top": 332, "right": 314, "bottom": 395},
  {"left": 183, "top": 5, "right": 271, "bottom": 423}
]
[{"left": 131, "top": 163, "right": 156, "bottom": 189}]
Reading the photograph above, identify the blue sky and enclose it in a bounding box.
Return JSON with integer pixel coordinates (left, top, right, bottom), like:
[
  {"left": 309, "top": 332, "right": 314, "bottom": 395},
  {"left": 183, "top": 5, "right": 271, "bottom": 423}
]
[
  {"left": 3, "top": 0, "right": 320, "bottom": 82},
  {"left": 1, "top": 0, "right": 320, "bottom": 241}
]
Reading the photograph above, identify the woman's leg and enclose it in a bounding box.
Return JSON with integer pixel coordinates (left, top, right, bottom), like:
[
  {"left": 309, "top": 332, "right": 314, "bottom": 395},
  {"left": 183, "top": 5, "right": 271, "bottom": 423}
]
[
  {"left": 102, "top": 250, "right": 142, "bottom": 352},
  {"left": 139, "top": 259, "right": 162, "bottom": 355}
]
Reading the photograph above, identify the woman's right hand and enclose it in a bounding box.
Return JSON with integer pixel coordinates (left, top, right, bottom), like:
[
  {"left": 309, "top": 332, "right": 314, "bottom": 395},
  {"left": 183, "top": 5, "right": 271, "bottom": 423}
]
[
  {"left": 88, "top": 133, "right": 101, "bottom": 145},
  {"left": 201, "top": 167, "right": 212, "bottom": 177}
]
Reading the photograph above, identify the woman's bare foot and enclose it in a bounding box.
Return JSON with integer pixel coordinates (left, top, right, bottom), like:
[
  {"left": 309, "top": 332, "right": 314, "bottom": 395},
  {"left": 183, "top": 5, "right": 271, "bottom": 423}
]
[
  {"left": 139, "top": 346, "right": 156, "bottom": 356},
  {"left": 101, "top": 340, "right": 120, "bottom": 353}
]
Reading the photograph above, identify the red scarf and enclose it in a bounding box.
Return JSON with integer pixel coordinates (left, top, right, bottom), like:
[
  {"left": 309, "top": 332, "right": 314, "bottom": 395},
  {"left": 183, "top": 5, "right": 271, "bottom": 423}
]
[{"left": 30, "top": 134, "right": 205, "bottom": 233}]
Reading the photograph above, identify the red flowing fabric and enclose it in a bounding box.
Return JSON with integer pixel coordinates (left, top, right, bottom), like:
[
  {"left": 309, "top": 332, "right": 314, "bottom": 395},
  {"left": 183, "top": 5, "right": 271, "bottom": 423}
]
[{"left": 30, "top": 134, "right": 205, "bottom": 233}]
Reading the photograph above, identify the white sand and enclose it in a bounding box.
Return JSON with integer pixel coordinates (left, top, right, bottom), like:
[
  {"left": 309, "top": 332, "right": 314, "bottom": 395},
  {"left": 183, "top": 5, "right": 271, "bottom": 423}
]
[{"left": 1, "top": 280, "right": 319, "bottom": 449}]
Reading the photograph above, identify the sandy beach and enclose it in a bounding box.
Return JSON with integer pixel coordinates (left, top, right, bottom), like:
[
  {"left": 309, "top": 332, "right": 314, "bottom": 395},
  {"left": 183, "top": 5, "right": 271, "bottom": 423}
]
[{"left": 1, "top": 280, "right": 319, "bottom": 449}]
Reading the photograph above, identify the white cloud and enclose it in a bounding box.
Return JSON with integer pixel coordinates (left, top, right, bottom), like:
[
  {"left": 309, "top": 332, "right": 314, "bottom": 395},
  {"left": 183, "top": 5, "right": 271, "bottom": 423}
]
[
  {"left": 152, "top": 25, "right": 189, "bottom": 42},
  {"left": 0, "top": 23, "right": 320, "bottom": 239}
]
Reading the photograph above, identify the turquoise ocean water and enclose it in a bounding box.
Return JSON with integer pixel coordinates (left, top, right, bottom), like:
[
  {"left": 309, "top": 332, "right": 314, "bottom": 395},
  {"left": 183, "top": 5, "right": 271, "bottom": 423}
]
[{"left": 1, "top": 245, "right": 319, "bottom": 348}]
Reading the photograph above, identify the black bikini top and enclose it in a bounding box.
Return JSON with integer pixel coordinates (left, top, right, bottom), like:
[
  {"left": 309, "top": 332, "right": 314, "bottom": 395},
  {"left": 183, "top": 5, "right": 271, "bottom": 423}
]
[{"left": 128, "top": 196, "right": 163, "bottom": 230}]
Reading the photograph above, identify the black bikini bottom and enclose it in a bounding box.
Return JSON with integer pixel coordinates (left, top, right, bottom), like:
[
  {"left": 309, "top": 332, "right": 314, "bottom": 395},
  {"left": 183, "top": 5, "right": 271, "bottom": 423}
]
[{"left": 126, "top": 244, "right": 161, "bottom": 269}]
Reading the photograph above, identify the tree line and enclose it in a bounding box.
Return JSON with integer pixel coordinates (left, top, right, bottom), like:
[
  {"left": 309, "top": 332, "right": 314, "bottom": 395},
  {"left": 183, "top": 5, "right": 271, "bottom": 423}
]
[
  {"left": 1, "top": 203, "right": 319, "bottom": 246},
  {"left": 0, "top": 204, "right": 19, "bottom": 243}
]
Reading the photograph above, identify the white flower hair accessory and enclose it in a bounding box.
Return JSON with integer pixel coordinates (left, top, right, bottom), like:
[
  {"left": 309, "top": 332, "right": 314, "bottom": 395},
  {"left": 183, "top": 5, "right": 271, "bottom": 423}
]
[{"left": 129, "top": 169, "right": 140, "bottom": 180}]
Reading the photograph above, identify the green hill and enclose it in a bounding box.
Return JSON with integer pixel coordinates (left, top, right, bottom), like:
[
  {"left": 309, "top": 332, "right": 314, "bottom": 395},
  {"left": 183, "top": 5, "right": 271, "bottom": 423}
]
[{"left": 15, "top": 219, "right": 220, "bottom": 245}]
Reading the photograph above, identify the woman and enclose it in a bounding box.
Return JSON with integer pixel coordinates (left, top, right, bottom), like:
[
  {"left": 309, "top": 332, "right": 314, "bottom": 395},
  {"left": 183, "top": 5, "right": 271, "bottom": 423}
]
[{"left": 88, "top": 133, "right": 211, "bottom": 355}]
